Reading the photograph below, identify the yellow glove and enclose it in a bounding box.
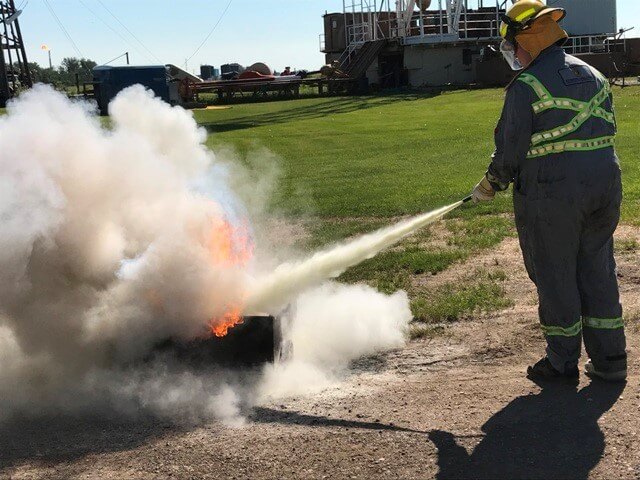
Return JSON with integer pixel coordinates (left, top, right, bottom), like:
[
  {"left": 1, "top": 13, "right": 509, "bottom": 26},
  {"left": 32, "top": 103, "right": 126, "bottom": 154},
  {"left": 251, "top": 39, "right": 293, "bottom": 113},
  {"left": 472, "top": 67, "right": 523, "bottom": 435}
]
[{"left": 472, "top": 176, "right": 495, "bottom": 204}]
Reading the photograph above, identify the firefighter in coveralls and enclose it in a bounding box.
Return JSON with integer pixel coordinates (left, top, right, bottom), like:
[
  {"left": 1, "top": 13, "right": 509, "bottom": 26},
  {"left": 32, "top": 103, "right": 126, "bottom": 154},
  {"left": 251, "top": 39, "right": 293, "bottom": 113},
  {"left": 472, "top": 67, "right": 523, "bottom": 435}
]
[{"left": 471, "top": 0, "right": 627, "bottom": 382}]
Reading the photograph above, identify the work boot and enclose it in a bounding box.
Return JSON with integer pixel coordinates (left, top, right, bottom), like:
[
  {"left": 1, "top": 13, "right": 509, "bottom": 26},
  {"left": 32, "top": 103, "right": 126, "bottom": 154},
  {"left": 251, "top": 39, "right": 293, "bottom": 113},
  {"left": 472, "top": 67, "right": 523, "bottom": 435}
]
[
  {"left": 526, "top": 357, "right": 579, "bottom": 383},
  {"left": 585, "top": 360, "right": 627, "bottom": 382}
]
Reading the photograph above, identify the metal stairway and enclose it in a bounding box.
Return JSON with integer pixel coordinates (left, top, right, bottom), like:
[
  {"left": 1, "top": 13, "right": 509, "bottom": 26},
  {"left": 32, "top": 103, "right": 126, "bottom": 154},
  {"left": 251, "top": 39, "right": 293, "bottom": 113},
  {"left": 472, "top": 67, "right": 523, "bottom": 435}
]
[{"left": 342, "top": 39, "right": 387, "bottom": 79}]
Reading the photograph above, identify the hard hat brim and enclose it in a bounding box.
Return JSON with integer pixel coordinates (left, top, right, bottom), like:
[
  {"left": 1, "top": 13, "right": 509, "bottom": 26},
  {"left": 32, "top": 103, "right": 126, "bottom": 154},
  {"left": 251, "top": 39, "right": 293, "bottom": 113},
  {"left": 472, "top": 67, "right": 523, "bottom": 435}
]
[
  {"left": 499, "top": 7, "right": 566, "bottom": 40},
  {"left": 533, "top": 7, "right": 566, "bottom": 24}
]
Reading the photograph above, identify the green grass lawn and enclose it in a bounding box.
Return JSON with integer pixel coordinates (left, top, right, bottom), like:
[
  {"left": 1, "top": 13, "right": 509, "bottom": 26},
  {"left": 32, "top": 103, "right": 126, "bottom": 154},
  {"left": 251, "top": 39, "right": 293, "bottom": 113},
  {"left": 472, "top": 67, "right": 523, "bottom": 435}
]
[
  {"left": 196, "top": 87, "right": 640, "bottom": 326},
  {"left": 199, "top": 91, "right": 507, "bottom": 217},
  {"left": 198, "top": 87, "right": 640, "bottom": 221}
]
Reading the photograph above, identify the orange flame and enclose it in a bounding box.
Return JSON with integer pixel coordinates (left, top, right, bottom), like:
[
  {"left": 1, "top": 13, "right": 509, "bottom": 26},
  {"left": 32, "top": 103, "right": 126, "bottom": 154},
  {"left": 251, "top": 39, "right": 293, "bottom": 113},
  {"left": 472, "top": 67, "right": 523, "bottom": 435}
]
[
  {"left": 208, "top": 218, "right": 253, "bottom": 266},
  {"left": 211, "top": 306, "right": 244, "bottom": 337},
  {"left": 207, "top": 217, "right": 253, "bottom": 337}
]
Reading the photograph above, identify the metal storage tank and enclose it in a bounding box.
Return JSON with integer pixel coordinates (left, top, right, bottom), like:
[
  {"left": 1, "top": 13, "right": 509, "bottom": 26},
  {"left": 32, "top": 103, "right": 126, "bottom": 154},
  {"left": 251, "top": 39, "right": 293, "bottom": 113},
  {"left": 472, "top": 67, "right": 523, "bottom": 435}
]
[
  {"left": 200, "top": 64, "right": 215, "bottom": 80},
  {"left": 550, "top": 0, "right": 617, "bottom": 35},
  {"left": 221, "top": 63, "right": 244, "bottom": 75}
]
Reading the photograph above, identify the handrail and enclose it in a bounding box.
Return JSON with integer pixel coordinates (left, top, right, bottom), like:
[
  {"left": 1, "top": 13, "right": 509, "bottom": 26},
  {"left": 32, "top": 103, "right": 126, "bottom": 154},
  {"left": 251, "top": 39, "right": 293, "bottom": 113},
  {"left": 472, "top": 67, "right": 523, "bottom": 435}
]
[
  {"left": 337, "top": 22, "right": 372, "bottom": 69},
  {"left": 363, "top": 9, "right": 503, "bottom": 40},
  {"left": 563, "top": 35, "right": 626, "bottom": 55}
]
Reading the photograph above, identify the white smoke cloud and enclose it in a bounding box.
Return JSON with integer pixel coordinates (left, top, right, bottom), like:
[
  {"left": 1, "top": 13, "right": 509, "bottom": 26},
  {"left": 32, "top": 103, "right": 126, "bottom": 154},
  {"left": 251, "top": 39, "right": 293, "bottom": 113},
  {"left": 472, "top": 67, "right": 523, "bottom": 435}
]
[
  {"left": 0, "top": 85, "right": 411, "bottom": 424},
  {"left": 290, "top": 284, "right": 409, "bottom": 365},
  {"left": 259, "top": 283, "right": 411, "bottom": 400}
]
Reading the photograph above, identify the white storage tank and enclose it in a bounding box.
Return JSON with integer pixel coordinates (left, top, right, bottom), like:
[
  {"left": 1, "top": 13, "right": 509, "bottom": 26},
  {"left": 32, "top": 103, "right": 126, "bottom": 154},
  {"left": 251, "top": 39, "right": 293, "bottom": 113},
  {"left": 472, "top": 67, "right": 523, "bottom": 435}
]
[{"left": 547, "top": 0, "right": 617, "bottom": 36}]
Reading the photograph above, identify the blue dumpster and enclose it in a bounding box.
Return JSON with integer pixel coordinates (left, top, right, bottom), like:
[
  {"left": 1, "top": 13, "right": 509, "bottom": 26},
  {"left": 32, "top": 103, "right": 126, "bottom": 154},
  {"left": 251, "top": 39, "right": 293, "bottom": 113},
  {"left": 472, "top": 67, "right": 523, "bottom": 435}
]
[{"left": 93, "top": 65, "right": 170, "bottom": 115}]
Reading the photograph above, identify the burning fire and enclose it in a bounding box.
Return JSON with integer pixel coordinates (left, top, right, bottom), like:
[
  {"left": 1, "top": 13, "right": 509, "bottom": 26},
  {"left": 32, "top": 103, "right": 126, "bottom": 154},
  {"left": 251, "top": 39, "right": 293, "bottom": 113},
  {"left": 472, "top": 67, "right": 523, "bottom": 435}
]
[
  {"left": 211, "top": 306, "right": 244, "bottom": 337},
  {"left": 208, "top": 216, "right": 253, "bottom": 337}
]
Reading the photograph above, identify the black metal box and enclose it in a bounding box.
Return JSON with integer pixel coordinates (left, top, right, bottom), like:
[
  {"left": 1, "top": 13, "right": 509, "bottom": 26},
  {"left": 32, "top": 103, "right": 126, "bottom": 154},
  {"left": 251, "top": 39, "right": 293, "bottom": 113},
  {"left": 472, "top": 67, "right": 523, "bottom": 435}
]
[{"left": 153, "top": 315, "right": 280, "bottom": 367}]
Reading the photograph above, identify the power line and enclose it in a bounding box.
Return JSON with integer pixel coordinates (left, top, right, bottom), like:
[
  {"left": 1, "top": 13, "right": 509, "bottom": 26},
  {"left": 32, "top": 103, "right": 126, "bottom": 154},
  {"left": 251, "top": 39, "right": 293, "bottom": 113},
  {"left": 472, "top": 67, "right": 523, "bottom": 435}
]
[
  {"left": 94, "top": 0, "right": 161, "bottom": 63},
  {"left": 42, "top": 0, "right": 84, "bottom": 57},
  {"left": 78, "top": 0, "right": 152, "bottom": 63},
  {"left": 186, "top": 0, "right": 234, "bottom": 63}
]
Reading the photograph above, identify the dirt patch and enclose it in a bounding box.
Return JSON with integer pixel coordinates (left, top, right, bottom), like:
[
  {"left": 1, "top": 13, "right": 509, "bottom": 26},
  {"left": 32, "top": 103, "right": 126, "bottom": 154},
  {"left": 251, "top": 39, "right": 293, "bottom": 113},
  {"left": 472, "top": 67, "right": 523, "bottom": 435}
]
[
  {"left": 259, "top": 216, "right": 311, "bottom": 248},
  {"left": 2, "top": 227, "right": 639, "bottom": 480}
]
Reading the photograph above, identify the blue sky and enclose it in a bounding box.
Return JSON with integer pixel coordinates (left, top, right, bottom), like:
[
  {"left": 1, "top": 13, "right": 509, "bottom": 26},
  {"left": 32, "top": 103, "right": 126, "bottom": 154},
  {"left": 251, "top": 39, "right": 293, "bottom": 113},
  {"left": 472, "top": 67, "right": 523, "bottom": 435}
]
[{"left": 19, "top": 1, "right": 640, "bottom": 72}]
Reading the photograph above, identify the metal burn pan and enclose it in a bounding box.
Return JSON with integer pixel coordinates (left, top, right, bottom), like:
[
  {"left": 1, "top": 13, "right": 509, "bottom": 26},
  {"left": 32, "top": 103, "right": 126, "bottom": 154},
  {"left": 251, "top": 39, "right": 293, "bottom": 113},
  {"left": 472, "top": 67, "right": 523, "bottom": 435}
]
[{"left": 153, "top": 315, "right": 284, "bottom": 367}]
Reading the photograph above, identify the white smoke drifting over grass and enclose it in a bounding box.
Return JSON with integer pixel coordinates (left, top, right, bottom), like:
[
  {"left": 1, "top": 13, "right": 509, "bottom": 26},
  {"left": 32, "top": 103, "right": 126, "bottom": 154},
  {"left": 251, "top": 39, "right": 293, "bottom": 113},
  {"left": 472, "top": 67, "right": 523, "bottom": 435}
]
[
  {"left": 1, "top": 84, "right": 246, "bottom": 361},
  {"left": 0, "top": 85, "right": 256, "bottom": 423},
  {"left": 0, "top": 85, "right": 414, "bottom": 424}
]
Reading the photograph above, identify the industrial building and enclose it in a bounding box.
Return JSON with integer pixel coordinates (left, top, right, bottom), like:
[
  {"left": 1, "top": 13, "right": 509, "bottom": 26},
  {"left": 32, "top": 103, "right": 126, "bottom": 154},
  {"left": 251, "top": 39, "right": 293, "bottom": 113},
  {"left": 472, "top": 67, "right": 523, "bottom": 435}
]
[{"left": 320, "top": 0, "right": 640, "bottom": 88}]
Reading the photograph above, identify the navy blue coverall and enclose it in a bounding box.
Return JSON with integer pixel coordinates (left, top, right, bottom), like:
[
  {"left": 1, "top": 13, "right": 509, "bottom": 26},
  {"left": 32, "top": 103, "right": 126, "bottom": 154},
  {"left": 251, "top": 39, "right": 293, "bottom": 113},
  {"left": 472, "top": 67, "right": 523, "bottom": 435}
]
[{"left": 487, "top": 45, "right": 627, "bottom": 374}]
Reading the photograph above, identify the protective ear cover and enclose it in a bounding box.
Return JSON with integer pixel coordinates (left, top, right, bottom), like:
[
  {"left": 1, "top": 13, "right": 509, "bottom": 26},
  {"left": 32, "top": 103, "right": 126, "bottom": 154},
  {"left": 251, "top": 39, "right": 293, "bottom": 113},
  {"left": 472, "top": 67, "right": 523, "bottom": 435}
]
[{"left": 515, "top": 15, "right": 568, "bottom": 62}]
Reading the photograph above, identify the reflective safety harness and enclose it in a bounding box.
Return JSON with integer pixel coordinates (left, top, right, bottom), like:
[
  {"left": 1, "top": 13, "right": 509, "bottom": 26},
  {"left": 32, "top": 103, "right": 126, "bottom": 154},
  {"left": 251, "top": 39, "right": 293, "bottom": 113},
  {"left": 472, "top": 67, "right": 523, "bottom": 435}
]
[
  {"left": 517, "top": 73, "right": 616, "bottom": 159},
  {"left": 541, "top": 317, "right": 624, "bottom": 337}
]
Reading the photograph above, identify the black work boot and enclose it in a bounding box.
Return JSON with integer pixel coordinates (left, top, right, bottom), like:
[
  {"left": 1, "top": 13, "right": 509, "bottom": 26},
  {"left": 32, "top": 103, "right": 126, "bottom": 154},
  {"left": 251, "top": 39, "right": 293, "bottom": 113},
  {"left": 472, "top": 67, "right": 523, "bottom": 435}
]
[
  {"left": 527, "top": 357, "right": 579, "bottom": 383},
  {"left": 585, "top": 360, "right": 627, "bottom": 382}
]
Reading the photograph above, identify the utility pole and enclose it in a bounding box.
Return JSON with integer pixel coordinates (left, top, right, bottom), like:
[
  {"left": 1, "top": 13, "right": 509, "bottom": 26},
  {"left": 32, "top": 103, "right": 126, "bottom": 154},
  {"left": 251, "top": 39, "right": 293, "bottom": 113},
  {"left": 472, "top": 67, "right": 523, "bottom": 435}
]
[
  {"left": 0, "top": 0, "right": 31, "bottom": 107},
  {"left": 41, "top": 44, "right": 52, "bottom": 68},
  {"left": 0, "top": 43, "right": 9, "bottom": 107},
  {"left": 125, "top": 51, "right": 129, "bottom": 65}
]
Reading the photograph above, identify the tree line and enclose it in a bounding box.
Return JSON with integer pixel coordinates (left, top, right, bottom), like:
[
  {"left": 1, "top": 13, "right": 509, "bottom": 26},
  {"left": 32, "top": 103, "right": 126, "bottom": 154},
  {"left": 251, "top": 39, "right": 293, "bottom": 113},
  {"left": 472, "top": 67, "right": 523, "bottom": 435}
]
[{"left": 17, "top": 57, "right": 98, "bottom": 89}]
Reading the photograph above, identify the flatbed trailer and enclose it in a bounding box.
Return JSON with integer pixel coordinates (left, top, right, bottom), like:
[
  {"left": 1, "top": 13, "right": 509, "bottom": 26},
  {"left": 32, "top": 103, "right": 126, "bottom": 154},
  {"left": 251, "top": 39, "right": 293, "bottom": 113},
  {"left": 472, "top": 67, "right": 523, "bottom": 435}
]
[{"left": 179, "top": 76, "right": 358, "bottom": 102}]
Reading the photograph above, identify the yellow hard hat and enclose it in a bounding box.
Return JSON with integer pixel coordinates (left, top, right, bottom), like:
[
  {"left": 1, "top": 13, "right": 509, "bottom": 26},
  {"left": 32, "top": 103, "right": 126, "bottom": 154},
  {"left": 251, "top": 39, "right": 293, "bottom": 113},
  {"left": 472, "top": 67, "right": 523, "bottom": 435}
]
[{"left": 500, "top": 0, "right": 566, "bottom": 42}]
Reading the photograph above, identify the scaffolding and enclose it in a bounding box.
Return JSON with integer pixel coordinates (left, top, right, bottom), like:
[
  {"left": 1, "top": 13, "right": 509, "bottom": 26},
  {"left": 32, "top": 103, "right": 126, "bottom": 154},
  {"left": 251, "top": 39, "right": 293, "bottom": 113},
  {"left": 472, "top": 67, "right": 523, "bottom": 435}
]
[
  {"left": 336, "top": 0, "right": 505, "bottom": 68},
  {"left": 346, "top": 1, "right": 505, "bottom": 42},
  {"left": 0, "top": 0, "right": 31, "bottom": 107}
]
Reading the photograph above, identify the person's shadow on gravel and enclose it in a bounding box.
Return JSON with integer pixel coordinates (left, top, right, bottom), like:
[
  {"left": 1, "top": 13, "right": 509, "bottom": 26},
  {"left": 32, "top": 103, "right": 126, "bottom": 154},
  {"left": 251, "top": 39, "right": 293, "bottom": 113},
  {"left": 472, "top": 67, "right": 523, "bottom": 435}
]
[
  {"left": 0, "top": 413, "right": 179, "bottom": 471},
  {"left": 429, "top": 379, "right": 625, "bottom": 480}
]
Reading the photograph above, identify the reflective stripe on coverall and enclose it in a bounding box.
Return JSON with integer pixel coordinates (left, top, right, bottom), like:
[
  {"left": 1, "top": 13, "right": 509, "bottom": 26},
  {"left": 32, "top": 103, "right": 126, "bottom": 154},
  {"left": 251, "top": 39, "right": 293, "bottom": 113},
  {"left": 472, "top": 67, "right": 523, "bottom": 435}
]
[{"left": 487, "top": 45, "right": 627, "bottom": 374}]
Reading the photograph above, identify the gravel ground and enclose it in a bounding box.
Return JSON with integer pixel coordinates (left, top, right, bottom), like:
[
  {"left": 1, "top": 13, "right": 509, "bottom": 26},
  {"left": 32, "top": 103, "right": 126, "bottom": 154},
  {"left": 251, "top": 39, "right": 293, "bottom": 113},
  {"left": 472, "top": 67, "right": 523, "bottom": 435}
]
[{"left": 2, "top": 235, "right": 639, "bottom": 480}]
